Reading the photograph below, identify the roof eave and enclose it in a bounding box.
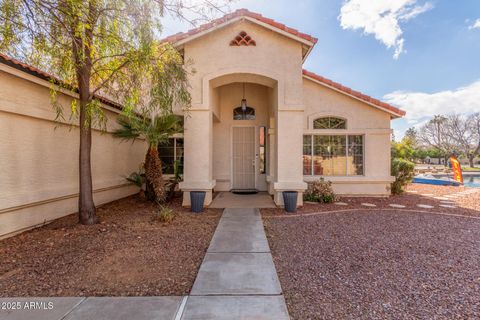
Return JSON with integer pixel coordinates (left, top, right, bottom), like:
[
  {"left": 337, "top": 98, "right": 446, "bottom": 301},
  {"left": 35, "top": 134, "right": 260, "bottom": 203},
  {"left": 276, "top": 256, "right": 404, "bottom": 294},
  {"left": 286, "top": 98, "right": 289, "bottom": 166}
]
[{"left": 302, "top": 74, "right": 406, "bottom": 119}]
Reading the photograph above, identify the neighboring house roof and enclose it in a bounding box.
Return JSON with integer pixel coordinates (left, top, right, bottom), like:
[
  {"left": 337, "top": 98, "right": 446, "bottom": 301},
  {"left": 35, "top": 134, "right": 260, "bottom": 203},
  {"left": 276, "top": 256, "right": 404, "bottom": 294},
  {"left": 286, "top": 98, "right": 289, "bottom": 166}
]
[
  {"left": 0, "top": 52, "right": 123, "bottom": 111},
  {"left": 162, "top": 8, "right": 317, "bottom": 59},
  {"left": 302, "top": 69, "right": 406, "bottom": 118}
]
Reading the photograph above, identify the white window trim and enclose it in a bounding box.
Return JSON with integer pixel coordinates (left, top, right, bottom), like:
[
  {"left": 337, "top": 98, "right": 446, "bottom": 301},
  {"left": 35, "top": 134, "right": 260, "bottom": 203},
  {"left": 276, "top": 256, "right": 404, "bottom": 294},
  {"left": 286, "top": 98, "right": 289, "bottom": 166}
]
[
  {"left": 303, "top": 134, "right": 365, "bottom": 177},
  {"left": 160, "top": 137, "right": 184, "bottom": 175}
]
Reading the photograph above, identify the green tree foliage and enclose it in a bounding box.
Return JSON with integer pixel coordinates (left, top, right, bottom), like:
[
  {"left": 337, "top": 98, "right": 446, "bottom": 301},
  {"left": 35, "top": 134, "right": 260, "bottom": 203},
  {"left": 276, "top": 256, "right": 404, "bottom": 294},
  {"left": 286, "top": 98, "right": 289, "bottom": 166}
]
[
  {"left": 391, "top": 158, "right": 415, "bottom": 194},
  {"left": 391, "top": 137, "right": 416, "bottom": 161}
]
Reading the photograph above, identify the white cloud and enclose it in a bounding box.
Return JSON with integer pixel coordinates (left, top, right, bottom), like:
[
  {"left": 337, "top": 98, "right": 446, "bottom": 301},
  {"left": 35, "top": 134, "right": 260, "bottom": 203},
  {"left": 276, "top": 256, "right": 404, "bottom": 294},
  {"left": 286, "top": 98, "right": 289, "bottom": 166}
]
[
  {"left": 338, "top": 0, "right": 433, "bottom": 59},
  {"left": 383, "top": 80, "right": 480, "bottom": 126},
  {"left": 469, "top": 18, "right": 480, "bottom": 30}
]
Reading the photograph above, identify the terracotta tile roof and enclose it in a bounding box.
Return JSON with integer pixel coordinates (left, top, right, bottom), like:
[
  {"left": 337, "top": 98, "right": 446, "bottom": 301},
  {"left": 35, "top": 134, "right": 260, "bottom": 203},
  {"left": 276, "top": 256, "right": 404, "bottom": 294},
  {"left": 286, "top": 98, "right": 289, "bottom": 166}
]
[
  {"left": 162, "top": 8, "right": 318, "bottom": 45},
  {"left": 302, "top": 69, "right": 406, "bottom": 118},
  {"left": 0, "top": 52, "right": 59, "bottom": 82},
  {"left": 0, "top": 52, "right": 123, "bottom": 110}
]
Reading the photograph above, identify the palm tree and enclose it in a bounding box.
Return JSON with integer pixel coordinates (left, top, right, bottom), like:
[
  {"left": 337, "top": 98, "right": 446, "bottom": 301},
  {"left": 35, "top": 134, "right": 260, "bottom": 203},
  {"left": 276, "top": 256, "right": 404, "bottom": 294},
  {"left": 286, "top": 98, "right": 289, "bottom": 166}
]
[
  {"left": 114, "top": 57, "right": 190, "bottom": 202},
  {"left": 114, "top": 113, "right": 182, "bottom": 203}
]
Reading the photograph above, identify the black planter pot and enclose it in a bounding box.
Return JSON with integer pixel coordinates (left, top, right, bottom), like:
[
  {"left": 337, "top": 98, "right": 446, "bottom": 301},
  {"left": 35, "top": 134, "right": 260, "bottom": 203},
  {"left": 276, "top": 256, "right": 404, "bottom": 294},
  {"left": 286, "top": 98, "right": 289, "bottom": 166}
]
[
  {"left": 190, "top": 191, "right": 206, "bottom": 213},
  {"left": 283, "top": 191, "right": 298, "bottom": 213}
]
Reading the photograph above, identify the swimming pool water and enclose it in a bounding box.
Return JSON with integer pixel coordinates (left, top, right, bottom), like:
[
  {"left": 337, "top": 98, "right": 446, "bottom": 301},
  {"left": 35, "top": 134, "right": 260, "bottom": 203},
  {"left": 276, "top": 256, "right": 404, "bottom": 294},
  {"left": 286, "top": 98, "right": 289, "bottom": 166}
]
[{"left": 463, "top": 175, "right": 480, "bottom": 188}]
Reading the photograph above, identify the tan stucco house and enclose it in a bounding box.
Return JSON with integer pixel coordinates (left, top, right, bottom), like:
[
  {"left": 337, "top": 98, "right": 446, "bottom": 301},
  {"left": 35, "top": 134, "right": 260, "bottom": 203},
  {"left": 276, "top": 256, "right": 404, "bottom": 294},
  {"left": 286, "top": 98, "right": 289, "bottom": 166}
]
[
  {"left": 0, "top": 8, "right": 405, "bottom": 238},
  {"left": 164, "top": 9, "right": 405, "bottom": 207}
]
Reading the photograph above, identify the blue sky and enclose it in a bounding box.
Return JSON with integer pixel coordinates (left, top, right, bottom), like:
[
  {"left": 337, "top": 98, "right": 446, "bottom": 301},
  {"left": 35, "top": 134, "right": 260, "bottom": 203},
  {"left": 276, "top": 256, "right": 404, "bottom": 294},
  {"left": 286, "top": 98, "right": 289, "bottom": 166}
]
[{"left": 162, "top": 0, "right": 480, "bottom": 139}]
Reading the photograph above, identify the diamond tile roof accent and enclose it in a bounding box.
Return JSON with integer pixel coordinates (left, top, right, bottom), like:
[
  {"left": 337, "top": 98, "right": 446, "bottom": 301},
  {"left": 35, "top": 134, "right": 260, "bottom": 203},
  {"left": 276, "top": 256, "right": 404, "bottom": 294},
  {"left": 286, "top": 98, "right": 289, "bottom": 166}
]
[
  {"left": 162, "top": 8, "right": 317, "bottom": 45},
  {"left": 302, "top": 69, "right": 406, "bottom": 118},
  {"left": 230, "top": 31, "right": 256, "bottom": 46}
]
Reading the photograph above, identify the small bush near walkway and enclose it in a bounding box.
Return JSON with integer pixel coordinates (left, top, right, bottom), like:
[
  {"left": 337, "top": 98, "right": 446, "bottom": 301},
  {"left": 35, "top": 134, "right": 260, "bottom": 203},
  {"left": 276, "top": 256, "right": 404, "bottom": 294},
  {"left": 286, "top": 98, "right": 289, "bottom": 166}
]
[
  {"left": 304, "top": 179, "right": 337, "bottom": 203},
  {"left": 153, "top": 206, "right": 175, "bottom": 223}
]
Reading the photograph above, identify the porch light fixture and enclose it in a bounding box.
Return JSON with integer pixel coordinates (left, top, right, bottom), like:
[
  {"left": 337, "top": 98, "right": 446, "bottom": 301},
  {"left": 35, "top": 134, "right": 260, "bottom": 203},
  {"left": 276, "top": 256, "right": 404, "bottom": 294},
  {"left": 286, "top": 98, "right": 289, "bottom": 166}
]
[
  {"left": 233, "top": 83, "right": 255, "bottom": 120},
  {"left": 241, "top": 83, "right": 248, "bottom": 111}
]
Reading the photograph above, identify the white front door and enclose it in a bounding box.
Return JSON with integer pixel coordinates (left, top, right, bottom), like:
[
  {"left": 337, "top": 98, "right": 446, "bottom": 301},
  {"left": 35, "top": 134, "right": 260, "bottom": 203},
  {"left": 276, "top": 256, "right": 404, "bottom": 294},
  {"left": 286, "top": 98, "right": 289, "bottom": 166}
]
[{"left": 232, "top": 126, "right": 256, "bottom": 190}]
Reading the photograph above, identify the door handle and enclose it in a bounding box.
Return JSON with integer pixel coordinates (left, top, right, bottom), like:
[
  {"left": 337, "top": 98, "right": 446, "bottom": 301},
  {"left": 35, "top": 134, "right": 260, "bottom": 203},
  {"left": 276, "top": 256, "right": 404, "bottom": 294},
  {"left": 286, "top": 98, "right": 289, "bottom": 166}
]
[{"left": 252, "top": 160, "right": 256, "bottom": 167}]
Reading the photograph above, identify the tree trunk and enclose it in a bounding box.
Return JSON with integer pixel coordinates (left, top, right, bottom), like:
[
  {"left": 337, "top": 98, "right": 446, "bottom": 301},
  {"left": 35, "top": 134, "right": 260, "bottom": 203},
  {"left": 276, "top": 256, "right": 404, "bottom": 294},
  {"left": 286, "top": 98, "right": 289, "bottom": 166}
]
[
  {"left": 77, "top": 62, "right": 97, "bottom": 225},
  {"left": 468, "top": 155, "right": 475, "bottom": 168},
  {"left": 71, "top": 3, "right": 97, "bottom": 225},
  {"left": 78, "top": 108, "right": 97, "bottom": 225},
  {"left": 144, "top": 145, "right": 165, "bottom": 203}
]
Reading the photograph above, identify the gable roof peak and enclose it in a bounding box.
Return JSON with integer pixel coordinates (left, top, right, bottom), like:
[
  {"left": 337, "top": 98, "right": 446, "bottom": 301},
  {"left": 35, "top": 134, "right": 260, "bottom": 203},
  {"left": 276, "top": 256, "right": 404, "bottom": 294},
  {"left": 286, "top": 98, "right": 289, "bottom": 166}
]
[{"left": 161, "top": 8, "right": 318, "bottom": 47}]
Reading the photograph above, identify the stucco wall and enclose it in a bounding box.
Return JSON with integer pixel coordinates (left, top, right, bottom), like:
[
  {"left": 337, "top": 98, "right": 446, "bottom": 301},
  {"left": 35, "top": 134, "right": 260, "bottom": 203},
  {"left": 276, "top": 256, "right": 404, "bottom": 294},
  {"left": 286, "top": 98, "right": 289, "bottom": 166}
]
[
  {"left": 302, "top": 78, "right": 394, "bottom": 195},
  {"left": 0, "top": 66, "right": 147, "bottom": 238}
]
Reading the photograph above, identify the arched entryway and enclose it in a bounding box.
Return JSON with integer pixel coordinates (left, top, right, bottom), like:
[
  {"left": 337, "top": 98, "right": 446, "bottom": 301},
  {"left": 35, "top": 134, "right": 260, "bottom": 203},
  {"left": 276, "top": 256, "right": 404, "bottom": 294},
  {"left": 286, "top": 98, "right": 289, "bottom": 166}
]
[
  {"left": 211, "top": 80, "right": 275, "bottom": 193},
  {"left": 180, "top": 70, "right": 306, "bottom": 207},
  {"left": 210, "top": 73, "right": 277, "bottom": 192}
]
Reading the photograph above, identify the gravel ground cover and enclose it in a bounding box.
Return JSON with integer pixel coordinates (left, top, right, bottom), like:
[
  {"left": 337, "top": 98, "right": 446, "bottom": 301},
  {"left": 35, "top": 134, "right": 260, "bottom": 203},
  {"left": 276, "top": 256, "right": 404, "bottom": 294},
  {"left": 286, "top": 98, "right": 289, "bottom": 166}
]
[
  {"left": 265, "top": 209, "right": 480, "bottom": 319},
  {"left": 0, "top": 196, "right": 221, "bottom": 297},
  {"left": 262, "top": 184, "right": 480, "bottom": 217}
]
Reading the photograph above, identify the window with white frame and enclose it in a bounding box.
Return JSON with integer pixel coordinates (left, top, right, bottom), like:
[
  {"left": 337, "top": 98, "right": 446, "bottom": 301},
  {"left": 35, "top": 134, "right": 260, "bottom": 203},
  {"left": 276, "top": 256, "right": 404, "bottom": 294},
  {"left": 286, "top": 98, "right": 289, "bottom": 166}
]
[
  {"left": 158, "top": 138, "right": 184, "bottom": 175},
  {"left": 303, "top": 135, "right": 364, "bottom": 176}
]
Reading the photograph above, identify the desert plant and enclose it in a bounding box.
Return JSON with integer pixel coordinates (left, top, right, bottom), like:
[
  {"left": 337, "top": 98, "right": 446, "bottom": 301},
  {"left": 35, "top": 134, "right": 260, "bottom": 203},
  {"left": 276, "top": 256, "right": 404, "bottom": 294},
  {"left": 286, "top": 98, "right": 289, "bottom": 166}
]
[
  {"left": 115, "top": 113, "right": 184, "bottom": 203},
  {"left": 152, "top": 206, "right": 175, "bottom": 223},
  {"left": 126, "top": 171, "right": 146, "bottom": 188},
  {"left": 306, "top": 178, "right": 337, "bottom": 203},
  {"left": 391, "top": 158, "right": 415, "bottom": 194},
  {"left": 126, "top": 170, "right": 146, "bottom": 197}
]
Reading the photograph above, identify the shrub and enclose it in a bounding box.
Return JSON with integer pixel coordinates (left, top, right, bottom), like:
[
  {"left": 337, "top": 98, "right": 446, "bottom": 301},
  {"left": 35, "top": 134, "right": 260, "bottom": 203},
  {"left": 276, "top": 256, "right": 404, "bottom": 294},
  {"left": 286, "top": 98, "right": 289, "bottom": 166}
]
[
  {"left": 320, "top": 193, "right": 336, "bottom": 204},
  {"left": 306, "top": 178, "right": 337, "bottom": 203},
  {"left": 126, "top": 170, "right": 145, "bottom": 188},
  {"left": 391, "top": 158, "right": 415, "bottom": 194},
  {"left": 164, "top": 180, "right": 178, "bottom": 203},
  {"left": 173, "top": 160, "right": 183, "bottom": 181},
  {"left": 303, "top": 192, "right": 320, "bottom": 202},
  {"left": 152, "top": 206, "right": 175, "bottom": 223},
  {"left": 126, "top": 170, "right": 146, "bottom": 198}
]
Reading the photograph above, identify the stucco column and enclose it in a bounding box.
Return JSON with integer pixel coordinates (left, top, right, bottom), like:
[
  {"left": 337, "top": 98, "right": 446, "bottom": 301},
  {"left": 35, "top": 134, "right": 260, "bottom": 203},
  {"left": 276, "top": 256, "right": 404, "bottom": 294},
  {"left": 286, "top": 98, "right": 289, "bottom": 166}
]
[
  {"left": 180, "top": 110, "right": 216, "bottom": 206},
  {"left": 273, "top": 108, "right": 307, "bottom": 206},
  {"left": 267, "top": 117, "right": 276, "bottom": 195}
]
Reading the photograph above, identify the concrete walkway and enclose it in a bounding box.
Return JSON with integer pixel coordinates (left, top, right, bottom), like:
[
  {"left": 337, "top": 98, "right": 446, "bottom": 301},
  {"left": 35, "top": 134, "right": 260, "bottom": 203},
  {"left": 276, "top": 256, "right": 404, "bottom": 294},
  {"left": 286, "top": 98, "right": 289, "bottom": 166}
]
[
  {"left": 1, "top": 208, "right": 289, "bottom": 320},
  {"left": 210, "top": 192, "right": 276, "bottom": 208},
  {"left": 0, "top": 297, "right": 184, "bottom": 320},
  {"left": 182, "top": 208, "right": 290, "bottom": 319}
]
